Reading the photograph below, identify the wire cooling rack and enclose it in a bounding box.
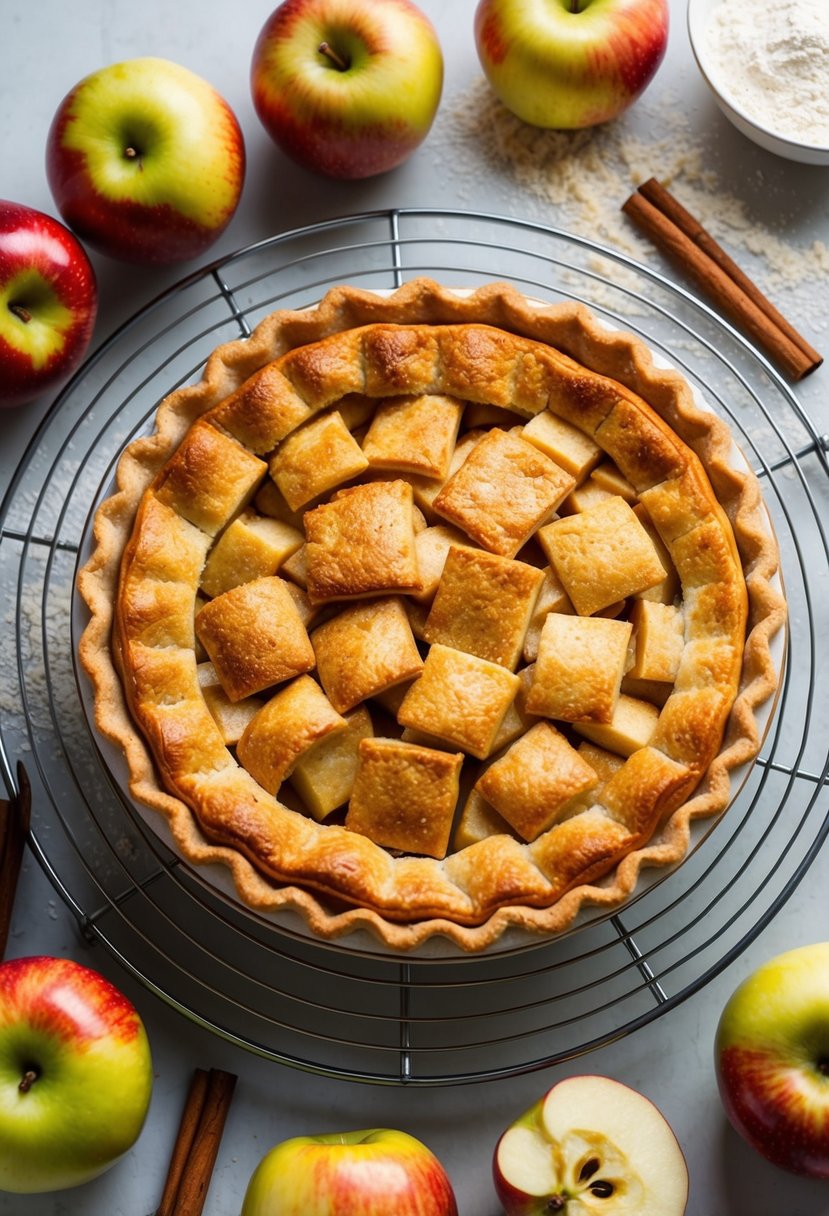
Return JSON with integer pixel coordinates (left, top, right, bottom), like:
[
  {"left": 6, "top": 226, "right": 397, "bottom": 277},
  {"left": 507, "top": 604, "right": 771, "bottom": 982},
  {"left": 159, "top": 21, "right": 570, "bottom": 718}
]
[{"left": 1, "top": 209, "right": 827, "bottom": 1085}]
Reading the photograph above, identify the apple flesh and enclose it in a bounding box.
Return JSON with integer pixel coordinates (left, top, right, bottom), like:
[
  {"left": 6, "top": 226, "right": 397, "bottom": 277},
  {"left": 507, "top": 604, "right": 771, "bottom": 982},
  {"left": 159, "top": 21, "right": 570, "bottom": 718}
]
[
  {"left": 493, "top": 1074, "right": 688, "bottom": 1214},
  {"left": 715, "top": 941, "right": 829, "bottom": 1178},
  {"left": 250, "top": 0, "right": 444, "bottom": 179},
  {"left": 0, "top": 955, "right": 153, "bottom": 1193},
  {"left": 241, "top": 1128, "right": 458, "bottom": 1216},
  {"left": 0, "top": 200, "right": 96, "bottom": 408},
  {"left": 474, "top": 0, "right": 669, "bottom": 130},
  {"left": 46, "top": 57, "right": 245, "bottom": 264}
]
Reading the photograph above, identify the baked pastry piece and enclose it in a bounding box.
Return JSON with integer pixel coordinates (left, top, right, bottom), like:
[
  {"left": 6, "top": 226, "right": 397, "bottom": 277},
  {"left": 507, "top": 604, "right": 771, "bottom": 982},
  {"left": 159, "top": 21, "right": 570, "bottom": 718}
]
[{"left": 78, "top": 279, "right": 785, "bottom": 951}]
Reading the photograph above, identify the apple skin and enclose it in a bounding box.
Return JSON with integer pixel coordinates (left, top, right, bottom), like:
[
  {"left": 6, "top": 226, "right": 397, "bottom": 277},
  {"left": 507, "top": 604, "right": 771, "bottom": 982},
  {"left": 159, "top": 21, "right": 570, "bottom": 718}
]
[
  {"left": 241, "top": 1128, "right": 458, "bottom": 1216},
  {"left": 474, "top": 0, "right": 669, "bottom": 130},
  {"left": 0, "top": 200, "right": 97, "bottom": 409},
  {"left": 0, "top": 955, "right": 153, "bottom": 1193},
  {"left": 46, "top": 57, "right": 245, "bottom": 265},
  {"left": 715, "top": 941, "right": 829, "bottom": 1179},
  {"left": 250, "top": 0, "right": 444, "bottom": 180}
]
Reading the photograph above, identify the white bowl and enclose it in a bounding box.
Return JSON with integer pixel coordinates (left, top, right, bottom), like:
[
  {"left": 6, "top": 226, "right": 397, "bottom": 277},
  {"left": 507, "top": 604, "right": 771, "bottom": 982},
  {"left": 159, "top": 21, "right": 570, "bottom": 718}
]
[{"left": 687, "top": 0, "right": 829, "bottom": 166}]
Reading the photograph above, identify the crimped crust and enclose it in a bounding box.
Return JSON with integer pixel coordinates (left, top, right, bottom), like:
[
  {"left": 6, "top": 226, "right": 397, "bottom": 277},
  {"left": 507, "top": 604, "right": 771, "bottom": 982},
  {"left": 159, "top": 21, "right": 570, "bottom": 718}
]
[{"left": 78, "top": 279, "right": 785, "bottom": 951}]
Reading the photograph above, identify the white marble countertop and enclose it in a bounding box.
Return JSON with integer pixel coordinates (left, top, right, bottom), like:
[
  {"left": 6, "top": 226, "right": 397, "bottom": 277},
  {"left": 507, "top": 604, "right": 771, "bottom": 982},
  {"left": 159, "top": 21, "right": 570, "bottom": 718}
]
[{"left": 2, "top": 2, "right": 829, "bottom": 1213}]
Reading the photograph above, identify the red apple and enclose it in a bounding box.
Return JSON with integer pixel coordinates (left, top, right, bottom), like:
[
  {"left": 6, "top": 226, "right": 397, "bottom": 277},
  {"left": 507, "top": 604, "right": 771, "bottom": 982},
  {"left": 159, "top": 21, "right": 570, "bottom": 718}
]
[
  {"left": 715, "top": 941, "right": 829, "bottom": 1178},
  {"left": 241, "top": 1128, "right": 458, "bottom": 1215},
  {"left": 250, "top": 0, "right": 444, "bottom": 179},
  {"left": 0, "top": 955, "right": 153, "bottom": 1193},
  {"left": 474, "top": 0, "right": 669, "bottom": 130},
  {"left": 0, "top": 200, "right": 96, "bottom": 409},
  {"left": 46, "top": 57, "right": 245, "bottom": 265},
  {"left": 493, "top": 1075, "right": 688, "bottom": 1214}
]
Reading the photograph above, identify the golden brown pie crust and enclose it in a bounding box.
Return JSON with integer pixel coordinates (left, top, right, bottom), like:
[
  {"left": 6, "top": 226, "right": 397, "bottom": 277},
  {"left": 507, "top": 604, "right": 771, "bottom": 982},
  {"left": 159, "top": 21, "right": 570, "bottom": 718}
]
[{"left": 78, "top": 279, "right": 785, "bottom": 951}]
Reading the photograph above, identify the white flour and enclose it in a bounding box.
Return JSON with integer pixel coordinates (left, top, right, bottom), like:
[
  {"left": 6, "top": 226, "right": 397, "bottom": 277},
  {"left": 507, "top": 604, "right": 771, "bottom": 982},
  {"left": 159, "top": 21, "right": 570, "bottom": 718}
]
[{"left": 704, "top": 0, "right": 829, "bottom": 145}]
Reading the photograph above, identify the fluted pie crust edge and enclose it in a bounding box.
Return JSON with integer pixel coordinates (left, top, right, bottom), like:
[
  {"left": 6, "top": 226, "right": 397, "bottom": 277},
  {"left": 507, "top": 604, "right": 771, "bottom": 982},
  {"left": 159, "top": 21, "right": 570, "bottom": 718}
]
[{"left": 77, "top": 279, "right": 785, "bottom": 951}]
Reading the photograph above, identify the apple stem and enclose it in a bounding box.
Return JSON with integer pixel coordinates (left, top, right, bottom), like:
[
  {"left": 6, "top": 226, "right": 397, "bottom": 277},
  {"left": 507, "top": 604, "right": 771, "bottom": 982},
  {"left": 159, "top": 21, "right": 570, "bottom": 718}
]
[
  {"left": 547, "top": 1199, "right": 566, "bottom": 1213},
  {"left": 570, "top": 0, "right": 583, "bottom": 11},
  {"left": 318, "top": 41, "right": 350, "bottom": 71},
  {"left": 9, "top": 303, "right": 32, "bottom": 324},
  {"left": 18, "top": 1068, "right": 38, "bottom": 1093}
]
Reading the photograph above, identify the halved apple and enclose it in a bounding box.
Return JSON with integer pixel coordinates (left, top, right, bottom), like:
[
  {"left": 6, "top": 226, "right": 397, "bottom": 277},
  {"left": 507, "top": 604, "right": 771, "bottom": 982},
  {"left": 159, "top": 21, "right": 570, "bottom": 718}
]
[{"left": 493, "top": 1074, "right": 688, "bottom": 1215}]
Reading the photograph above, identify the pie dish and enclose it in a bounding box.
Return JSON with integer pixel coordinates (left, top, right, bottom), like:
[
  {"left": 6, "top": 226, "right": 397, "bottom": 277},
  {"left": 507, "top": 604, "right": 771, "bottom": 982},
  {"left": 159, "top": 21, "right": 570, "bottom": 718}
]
[{"left": 78, "top": 278, "right": 785, "bottom": 951}]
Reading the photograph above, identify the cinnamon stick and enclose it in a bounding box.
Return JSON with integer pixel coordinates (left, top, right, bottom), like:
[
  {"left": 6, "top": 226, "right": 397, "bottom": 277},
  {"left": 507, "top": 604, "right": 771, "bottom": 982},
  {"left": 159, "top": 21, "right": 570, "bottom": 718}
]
[
  {"left": 622, "top": 183, "right": 822, "bottom": 382},
  {"left": 156, "top": 1067, "right": 237, "bottom": 1216},
  {"left": 0, "top": 763, "right": 31, "bottom": 960}
]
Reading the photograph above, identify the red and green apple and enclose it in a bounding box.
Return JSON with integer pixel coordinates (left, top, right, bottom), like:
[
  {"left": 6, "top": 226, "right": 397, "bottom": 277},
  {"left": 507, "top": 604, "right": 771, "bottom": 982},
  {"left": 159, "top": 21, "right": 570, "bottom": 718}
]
[
  {"left": 474, "top": 0, "right": 669, "bottom": 130},
  {"left": 0, "top": 955, "right": 153, "bottom": 1193},
  {"left": 46, "top": 57, "right": 245, "bottom": 265},
  {"left": 241, "top": 1127, "right": 458, "bottom": 1215},
  {"left": 493, "top": 1074, "right": 688, "bottom": 1214},
  {"left": 250, "top": 0, "right": 444, "bottom": 179},
  {"left": 715, "top": 941, "right": 829, "bottom": 1178},
  {"left": 0, "top": 200, "right": 97, "bottom": 409}
]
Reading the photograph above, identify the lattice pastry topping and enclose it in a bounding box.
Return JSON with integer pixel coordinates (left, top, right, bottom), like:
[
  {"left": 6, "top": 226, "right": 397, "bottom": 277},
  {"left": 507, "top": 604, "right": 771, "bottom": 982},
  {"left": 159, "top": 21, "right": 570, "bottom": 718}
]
[{"left": 79, "top": 280, "right": 785, "bottom": 950}]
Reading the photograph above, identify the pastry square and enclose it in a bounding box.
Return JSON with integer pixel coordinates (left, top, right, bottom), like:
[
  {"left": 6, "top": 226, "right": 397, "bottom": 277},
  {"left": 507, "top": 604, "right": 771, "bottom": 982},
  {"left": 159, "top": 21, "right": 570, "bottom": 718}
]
[
  {"left": 628, "top": 601, "right": 685, "bottom": 683},
  {"left": 304, "top": 479, "right": 421, "bottom": 603},
  {"left": 409, "top": 428, "right": 484, "bottom": 514},
  {"left": 199, "top": 511, "right": 304, "bottom": 599},
  {"left": 398, "top": 643, "right": 521, "bottom": 760},
  {"left": 361, "top": 394, "right": 464, "bottom": 480},
  {"left": 237, "top": 675, "right": 347, "bottom": 795},
  {"left": 538, "top": 495, "right": 667, "bottom": 616},
  {"left": 521, "top": 410, "right": 603, "bottom": 480},
  {"left": 197, "top": 662, "right": 263, "bottom": 746},
  {"left": 195, "top": 575, "right": 315, "bottom": 701},
  {"left": 573, "top": 693, "right": 660, "bottom": 756},
  {"left": 522, "top": 567, "right": 573, "bottom": 663},
  {"left": 559, "top": 476, "right": 615, "bottom": 516},
  {"left": 590, "top": 460, "right": 638, "bottom": 502},
  {"left": 269, "top": 410, "right": 369, "bottom": 509},
  {"left": 526, "top": 613, "right": 633, "bottom": 723},
  {"left": 452, "top": 788, "right": 513, "bottom": 851},
  {"left": 155, "top": 420, "right": 266, "bottom": 536},
  {"left": 311, "top": 596, "right": 424, "bottom": 713},
  {"left": 632, "top": 503, "right": 681, "bottom": 605},
  {"left": 475, "top": 722, "right": 599, "bottom": 842},
  {"left": 345, "top": 738, "right": 463, "bottom": 860},
  {"left": 423, "top": 546, "right": 544, "bottom": 670},
  {"left": 289, "top": 705, "right": 374, "bottom": 821},
  {"left": 433, "top": 427, "right": 576, "bottom": 557},
  {"left": 411, "top": 525, "right": 472, "bottom": 603},
  {"left": 254, "top": 478, "right": 306, "bottom": 531}
]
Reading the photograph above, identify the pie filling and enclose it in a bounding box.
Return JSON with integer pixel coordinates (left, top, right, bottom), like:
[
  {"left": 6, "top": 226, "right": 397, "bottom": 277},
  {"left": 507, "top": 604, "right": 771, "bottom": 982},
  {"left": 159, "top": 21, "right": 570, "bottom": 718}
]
[{"left": 79, "top": 280, "right": 785, "bottom": 949}]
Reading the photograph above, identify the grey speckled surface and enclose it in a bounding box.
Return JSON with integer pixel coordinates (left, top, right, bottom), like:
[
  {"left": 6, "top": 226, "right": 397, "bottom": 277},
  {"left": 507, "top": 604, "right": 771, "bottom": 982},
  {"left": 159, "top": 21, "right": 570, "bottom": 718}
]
[{"left": 1, "top": 2, "right": 829, "bottom": 1213}]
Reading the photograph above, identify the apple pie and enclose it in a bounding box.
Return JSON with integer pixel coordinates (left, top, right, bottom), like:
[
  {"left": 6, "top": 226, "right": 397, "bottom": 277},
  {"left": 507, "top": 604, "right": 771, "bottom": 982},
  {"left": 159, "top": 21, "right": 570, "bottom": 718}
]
[{"left": 78, "top": 279, "right": 785, "bottom": 950}]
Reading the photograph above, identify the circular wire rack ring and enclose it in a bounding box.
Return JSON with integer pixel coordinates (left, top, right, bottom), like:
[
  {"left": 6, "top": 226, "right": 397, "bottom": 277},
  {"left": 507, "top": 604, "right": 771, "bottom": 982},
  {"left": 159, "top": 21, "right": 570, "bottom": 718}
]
[{"left": 1, "top": 209, "right": 826, "bottom": 1085}]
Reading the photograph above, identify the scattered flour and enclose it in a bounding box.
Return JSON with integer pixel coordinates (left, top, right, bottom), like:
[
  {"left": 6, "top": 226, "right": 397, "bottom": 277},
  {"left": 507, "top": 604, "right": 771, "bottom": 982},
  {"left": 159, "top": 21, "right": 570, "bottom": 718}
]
[{"left": 428, "top": 77, "right": 829, "bottom": 334}]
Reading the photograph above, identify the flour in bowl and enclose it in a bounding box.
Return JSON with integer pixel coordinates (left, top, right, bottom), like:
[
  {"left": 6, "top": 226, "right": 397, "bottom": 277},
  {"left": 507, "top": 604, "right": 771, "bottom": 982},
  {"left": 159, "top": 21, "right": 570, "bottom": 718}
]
[{"left": 704, "top": 0, "right": 829, "bottom": 146}]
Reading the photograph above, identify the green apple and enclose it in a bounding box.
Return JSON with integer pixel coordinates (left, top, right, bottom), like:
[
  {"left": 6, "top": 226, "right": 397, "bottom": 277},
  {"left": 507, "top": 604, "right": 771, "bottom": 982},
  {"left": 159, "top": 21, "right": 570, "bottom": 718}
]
[
  {"left": 493, "top": 1074, "right": 688, "bottom": 1214},
  {"left": 0, "top": 955, "right": 153, "bottom": 1193},
  {"left": 46, "top": 57, "right": 245, "bottom": 264},
  {"left": 250, "top": 0, "right": 444, "bottom": 179},
  {"left": 241, "top": 1128, "right": 458, "bottom": 1215},
  {"left": 715, "top": 941, "right": 829, "bottom": 1178},
  {"left": 474, "top": 0, "right": 669, "bottom": 130}
]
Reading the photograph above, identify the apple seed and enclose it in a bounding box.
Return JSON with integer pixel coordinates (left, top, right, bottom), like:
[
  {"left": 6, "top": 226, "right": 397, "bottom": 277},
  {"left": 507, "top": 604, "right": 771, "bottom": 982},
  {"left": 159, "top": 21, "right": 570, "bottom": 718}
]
[
  {"left": 589, "top": 1180, "right": 615, "bottom": 1198},
  {"left": 578, "top": 1157, "right": 600, "bottom": 1181}
]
